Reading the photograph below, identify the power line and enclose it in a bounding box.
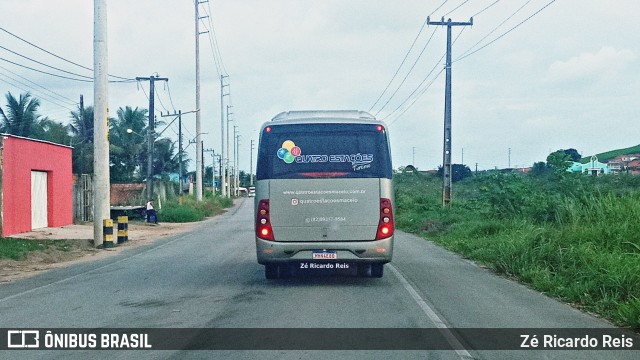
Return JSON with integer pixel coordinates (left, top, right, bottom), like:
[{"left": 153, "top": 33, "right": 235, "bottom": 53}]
[
  {"left": 0, "top": 77, "right": 75, "bottom": 114},
  {"left": 443, "top": 0, "right": 470, "bottom": 17},
  {"left": 369, "top": 0, "right": 449, "bottom": 113},
  {"left": 455, "top": 0, "right": 557, "bottom": 62},
  {"left": 472, "top": 0, "right": 502, "bottom": 18},
  {"left": 384, "top": 27, "right": 467, "bottom": 125},
  {"left": 0, "top": 45, "right": 93, "bottom": 80},
  {"left": 0, "top": 73, "right": 76, "bottom": 112},
  {"left": 380, "top": 0, "right": 553, "bottom": 125},
  {"left": 0, "top": 65, "right": 78, "bottom": 105},
  {"left": 165, "top": 81, "right": 177, "bottom": 112},
  {"left": 0, "top": 26, "right": 133, "bottom": 81},
  {"left": 203, "top": 1, "right": 228, "bottom": 75},
  {"left": 0, "top": 57, "right": 93, "bottom": 82},
  {"left": 456, "top": 0, "right": 533, "bottom": 61},
  {"left": 374, "top": 27, "right": 438, "bottom": 117}
]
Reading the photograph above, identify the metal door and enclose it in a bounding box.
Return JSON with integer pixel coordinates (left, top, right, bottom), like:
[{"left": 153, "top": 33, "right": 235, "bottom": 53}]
[{"left": 31, "top": 171, "right": 48, "bottom": 229}]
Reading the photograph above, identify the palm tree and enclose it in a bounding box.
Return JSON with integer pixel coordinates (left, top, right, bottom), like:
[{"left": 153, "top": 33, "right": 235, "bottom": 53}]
[
  {"left": 110, "top": 106, "right": 149, "bottom": 182},
  {"left": 32, "top": 117, "right": 72, "bottom": 145},
  {"left": 69, "top": 104, "right": 95, "bottom": 174},
  {"left": 0, "top": 92, "right": 41, "bottom": 137}
]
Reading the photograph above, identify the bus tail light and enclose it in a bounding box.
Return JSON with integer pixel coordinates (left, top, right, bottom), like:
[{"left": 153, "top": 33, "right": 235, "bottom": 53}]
[
  {"left": 375, "top": 198, "right": 394, "bottom": 240},
  {"left": 256, "top": 199, "right": 275, "bottom": 241}
]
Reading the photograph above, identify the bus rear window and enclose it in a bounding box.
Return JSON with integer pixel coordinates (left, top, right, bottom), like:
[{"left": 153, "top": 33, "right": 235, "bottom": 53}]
[{"left": 257, "top": 123, "right": 392, "bottom": 180}]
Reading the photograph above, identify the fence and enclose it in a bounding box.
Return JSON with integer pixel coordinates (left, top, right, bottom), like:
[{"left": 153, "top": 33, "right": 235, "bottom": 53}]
[{"left": 73, "top": 175, "right": 175, "bottom": 222}]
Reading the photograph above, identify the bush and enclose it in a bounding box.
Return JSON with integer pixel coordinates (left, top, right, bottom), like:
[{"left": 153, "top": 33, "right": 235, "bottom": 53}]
[
  {"left": 393, "top": 170, "right": 640, "bottom": 329},
  {"left": 157, "top": 194, "right": 233, "bottom": 223},
  {"left": 158, "top": 205, "right": 205, "bottom": 222}
]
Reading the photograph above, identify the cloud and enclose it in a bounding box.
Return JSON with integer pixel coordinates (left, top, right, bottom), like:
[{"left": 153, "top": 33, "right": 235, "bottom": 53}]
[{"left": 548, "top": 46, "right": 636, "bottom": 81}]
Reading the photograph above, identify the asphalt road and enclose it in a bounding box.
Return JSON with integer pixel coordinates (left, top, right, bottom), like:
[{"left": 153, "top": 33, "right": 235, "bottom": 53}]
[{"left": 0, "top": 198, "right": 637, "bottom": 359}]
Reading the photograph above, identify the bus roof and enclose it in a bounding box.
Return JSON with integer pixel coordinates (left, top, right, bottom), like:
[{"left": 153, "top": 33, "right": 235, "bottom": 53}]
[{"left": 271, "top": 110, "right": 375, "bottom": 122}]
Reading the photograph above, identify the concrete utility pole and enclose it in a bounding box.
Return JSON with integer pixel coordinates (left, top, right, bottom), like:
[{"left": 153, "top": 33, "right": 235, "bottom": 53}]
[
  {"left": 161, "top": 110, "right": 197, "bottom": 195},
  {"left": 226, "top": 105, "right": 233, "bottom": 197},
  {"left": 93, "top": 0, "right": 109, "bottom": 248},
  {"left": 204, "top": 148, "right": 214, "bottom": 190},
  {"left": 195, "top": 0, "right": 209, "bottom": 201},
  {"left": 427, "top": 16, "right": 473, "bottom": 207},
  {"left": 220, "top": 75, "right": 229, "bottom": 197},
  {"left": 235, "top": 128, "right": 240, "bottom": 195},
  {"left": 250, "top": 139, "right": 255, "bottom": 186},
  {"left": 136, "top": 75, "right": 168, "bottom": 200}
]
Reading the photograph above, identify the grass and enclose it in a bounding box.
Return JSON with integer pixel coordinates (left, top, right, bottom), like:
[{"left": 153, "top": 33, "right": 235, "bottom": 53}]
[
  {"left": 0, "top": 238, "right": 73, "bottom": 260},
  {"left": 394, "top": 171, "right": 640, "bottom": 330},
  {"left": 157, "top": 193, "right": 234, "bottom": 222},
  {"left": 0, "top": 193, "right": 235, "bottom": 260},
  {"left": 580, "top": 143, "right": 640, "bottom": 163}
]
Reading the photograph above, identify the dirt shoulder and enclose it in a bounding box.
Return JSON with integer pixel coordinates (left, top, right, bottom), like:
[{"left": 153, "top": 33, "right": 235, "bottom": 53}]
[{"left": 0, "top": 220, "right": 204, "bottom": 284}]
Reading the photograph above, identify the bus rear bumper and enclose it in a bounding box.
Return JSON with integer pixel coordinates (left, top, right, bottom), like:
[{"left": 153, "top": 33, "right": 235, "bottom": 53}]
[{"left": 256, "top": 237, "right": 393, "bottom": 265}]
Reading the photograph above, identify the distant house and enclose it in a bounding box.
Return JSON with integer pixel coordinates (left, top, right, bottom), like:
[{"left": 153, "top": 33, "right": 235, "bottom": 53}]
[
  {"left": 568, "top": 155, "right": 611, "bottom": 175},
  {"left": 626, "top": 158, "right": 640, "bottom": 176}
]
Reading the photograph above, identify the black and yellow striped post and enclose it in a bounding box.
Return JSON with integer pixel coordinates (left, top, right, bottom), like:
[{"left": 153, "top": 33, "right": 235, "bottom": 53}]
[
  {"left": 117, "top": 216, "right": 129, "bottom": 243},
  {"left": 103, "top": 219, "right": 114, "bottom": 248}
]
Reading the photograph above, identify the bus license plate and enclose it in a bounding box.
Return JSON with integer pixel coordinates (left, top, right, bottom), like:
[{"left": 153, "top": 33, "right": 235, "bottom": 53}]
[{"left": 312, "top": 250, "right": 337, "bottom": 259}]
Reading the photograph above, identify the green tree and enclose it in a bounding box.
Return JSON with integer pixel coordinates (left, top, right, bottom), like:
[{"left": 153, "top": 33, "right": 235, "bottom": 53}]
[
  {"left": 437, "top": 164, "right": 472, "bottom": 182},
  {"left": 69, "top": 105, "right": 95, "bottom": 174},
  {"left": 152, "top": 137, "right": 179, "bottom": 177},
  {"left": 0, "top": 92, "right": 42, "bottom": 137},
  {"left": 563, "top": 148, "right": 581, "bottom": 162},
  {"left": 33, "top": 117, "right": 72, "bottom": 145},
  {"left": 546, "top": 150, "right": 572, "bottom": 172},
  {"left": 110, "top": 106, "right": 148, "bottom": 182},
  {"left": 530, "top": 161, "right": 548, "bottom": 176}
]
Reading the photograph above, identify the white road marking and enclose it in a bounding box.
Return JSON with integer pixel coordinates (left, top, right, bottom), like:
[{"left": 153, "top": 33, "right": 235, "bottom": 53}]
[{"left": 389, "top": 263, "right": 474, "bottom": 359}]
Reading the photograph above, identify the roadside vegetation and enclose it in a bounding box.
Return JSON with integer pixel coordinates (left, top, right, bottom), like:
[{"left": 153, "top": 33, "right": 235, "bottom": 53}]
[
  {"left": 0, "top": 238, "right": 74, "bottom": 260},
  {"left": 157, "top": 192, "right": 234, "bottom": 223},
  {"left": 394, "top": 169, "right": 640, "bottom": 330}
]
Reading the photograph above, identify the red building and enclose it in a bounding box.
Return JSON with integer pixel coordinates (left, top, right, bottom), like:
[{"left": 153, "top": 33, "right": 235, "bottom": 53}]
[{"left": 0, "top": 135, "right": 73, "bottom": 236}]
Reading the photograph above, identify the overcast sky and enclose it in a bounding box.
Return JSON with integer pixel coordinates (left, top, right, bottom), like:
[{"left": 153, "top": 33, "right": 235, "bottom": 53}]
[{"left": 1, "top": 0, "right": 638, "bottom": 172}]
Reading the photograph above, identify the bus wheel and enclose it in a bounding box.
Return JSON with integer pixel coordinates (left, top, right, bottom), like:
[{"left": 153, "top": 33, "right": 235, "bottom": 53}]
[
  {"left": 265, "top": 264, "right": 278, "bottom": 279},
  {"left": 371, "top": 264, "right": 384, "bottom": 278}
]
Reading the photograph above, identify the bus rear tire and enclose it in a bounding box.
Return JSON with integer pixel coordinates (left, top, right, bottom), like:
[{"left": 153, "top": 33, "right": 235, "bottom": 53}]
[
  {"left": 358, "top": 263, "right": 384, "bottom": 278},
  {"left": 265, "top": 264, "right": 278, "bottom": 279},
  {"left": 371, "top": 263, "right": 384, "bottom": 278}
]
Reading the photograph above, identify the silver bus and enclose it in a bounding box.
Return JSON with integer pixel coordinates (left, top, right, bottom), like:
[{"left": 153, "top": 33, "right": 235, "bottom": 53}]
[{"left": 254, "top": 110, "right": 394, "bottom": 278}]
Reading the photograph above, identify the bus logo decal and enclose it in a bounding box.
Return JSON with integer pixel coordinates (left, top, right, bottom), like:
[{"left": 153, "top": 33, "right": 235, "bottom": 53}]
[{"left": 277, "top": 140, "right": 301, "bottom": 164}]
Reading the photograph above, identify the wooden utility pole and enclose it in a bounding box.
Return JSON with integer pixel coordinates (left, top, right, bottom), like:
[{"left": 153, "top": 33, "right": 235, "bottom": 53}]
[{"left": 427, "top": 16, "right": 473, "bottom": 207}]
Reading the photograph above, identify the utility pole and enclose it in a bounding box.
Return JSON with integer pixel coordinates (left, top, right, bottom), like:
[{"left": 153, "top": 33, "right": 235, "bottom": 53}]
[
  {"left": 508, "top": 148, "right": 512, "bottom": 169},
  {"left": 215, "top": 154, "right": 222, "bottom": 192},
  {"left": 204, "top": 148, "right": 214, "bottom": 190},
  {"left": 136, "top": 75, "right": 168, "bottom": 200},
  {"left": 161, "top": 109, "right": 197, "bottom": 196},
  {"left": 226, "top": 105, "right": 233, "bottom": 197},
  {"left": 250, "top": 139, "right": 255, "bottom": 186},
  {"left": 220, "top": 75, "right": 229, "bottom": 197},
  {"left": 195, "top": 0, "right": 210, "bottom": 201},
  {"left": 233, "top": 126, "right": 240, "bottom": 196},
  {"left": 412, "top": 147, "right": 416, "bottom": 166},
  {"left": 178, "top": 111, "right": 183, "bottom": 195},
  {"left": 235, "top": 129, "right": 240, "bottom": 194},
  {"left": 93, "top": 0, "right": 109, "bottom": 248},
  {"left": 427, "top": 16, "right": 473, "bottom": 207},
  {"left": 79, "top": 94, "right": 85, "bottom": 175}
]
